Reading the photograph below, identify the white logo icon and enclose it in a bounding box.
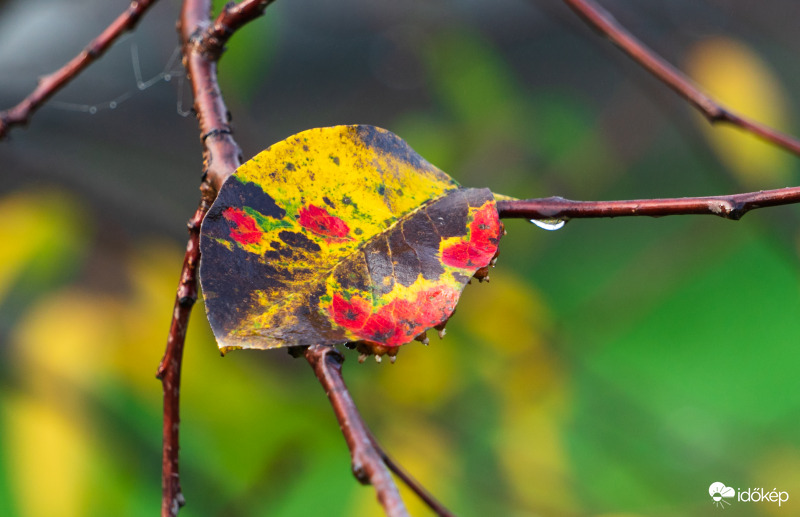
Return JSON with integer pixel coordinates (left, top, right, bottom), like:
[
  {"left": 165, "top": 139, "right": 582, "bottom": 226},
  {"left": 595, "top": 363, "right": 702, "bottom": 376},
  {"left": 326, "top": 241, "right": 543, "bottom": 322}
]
[{"left": 709, "top": 482, "right": 736, "bottom": 508}]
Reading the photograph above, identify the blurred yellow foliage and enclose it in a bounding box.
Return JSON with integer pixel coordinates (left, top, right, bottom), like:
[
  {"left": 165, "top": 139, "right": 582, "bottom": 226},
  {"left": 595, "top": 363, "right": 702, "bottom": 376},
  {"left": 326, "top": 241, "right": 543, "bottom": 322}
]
[
  {"left": 752, "top": 448, "right": 800, "bottom": 516},
  {"left": 116, "top": 240, "right": 189, "bottom": 396},
  {"left": 0, "top": 189, "right": 85, "bottom": 304},
  {"left": 498, "top": 387, "right": 576, "bottom": 514},
  {"left": 13, "top": 289, "right": 123, "bottom": 391},
  {"left": 4, "top": 395, "right": 91, "bottom": 517},
  {"left": 685, "top": 37, "right": 793, "bottom": 187},
  {"left": 456, "top": 271, "right": 577, "bottom": 513},
  {"left": 349, "top": 418, "right": 456, "bottom": 517},
  {"left": 375, "top": 336, "right": 462, "bottom": 410},
  {"left": 460, "top": 269, "right": 555, "bottom": 388}
]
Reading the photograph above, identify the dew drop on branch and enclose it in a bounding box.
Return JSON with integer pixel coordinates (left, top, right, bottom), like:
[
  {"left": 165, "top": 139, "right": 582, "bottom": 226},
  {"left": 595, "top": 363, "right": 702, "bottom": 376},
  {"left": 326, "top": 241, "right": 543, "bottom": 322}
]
[{"left": 529, "top": 218, "right": 566, "bottom": 231}]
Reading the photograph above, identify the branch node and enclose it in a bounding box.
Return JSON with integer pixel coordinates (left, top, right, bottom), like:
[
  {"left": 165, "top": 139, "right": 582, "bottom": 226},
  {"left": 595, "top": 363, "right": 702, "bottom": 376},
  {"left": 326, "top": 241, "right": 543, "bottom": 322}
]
[
  {"left": 201, "top": 127, "right": 233, "bottom": 142},
  {"left": 352, "top": 464, "right": 370, "bottom": 484},
  {"left": 177, "top": 296, "right": 196, "bottom": 307}
]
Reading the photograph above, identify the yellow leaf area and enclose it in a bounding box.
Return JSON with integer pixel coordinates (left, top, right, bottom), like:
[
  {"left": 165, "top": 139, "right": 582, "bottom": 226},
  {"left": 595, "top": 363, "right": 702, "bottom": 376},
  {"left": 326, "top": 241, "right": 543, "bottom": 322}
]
[
  {"left": 685, "top": 37, "right": 792, "bottom": 187},
  {"left": 200, "top": 125, "right": 502, "bottom": 353}
]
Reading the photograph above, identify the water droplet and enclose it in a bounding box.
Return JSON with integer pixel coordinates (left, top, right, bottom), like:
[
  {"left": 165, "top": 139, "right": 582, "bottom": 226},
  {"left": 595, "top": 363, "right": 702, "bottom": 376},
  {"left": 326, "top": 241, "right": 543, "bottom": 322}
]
[
  {"left": 109, "top": 101, "right": 117, "bottom": 109},
  {"left": 88, "top": 106, "right": 97, "bottom": 114},
  {"left": 529, "top": 218, "right": 566, "bottom": 231},
  {"left": 164, "top": 74, "right": 172, "bottom": 82}
]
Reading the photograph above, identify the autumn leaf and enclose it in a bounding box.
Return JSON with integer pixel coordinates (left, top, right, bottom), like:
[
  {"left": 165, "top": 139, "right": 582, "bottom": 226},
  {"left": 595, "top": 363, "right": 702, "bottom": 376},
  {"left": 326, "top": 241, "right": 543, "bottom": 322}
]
[{"left": 199, "top": 125, "right": 503, "bottom": 357}]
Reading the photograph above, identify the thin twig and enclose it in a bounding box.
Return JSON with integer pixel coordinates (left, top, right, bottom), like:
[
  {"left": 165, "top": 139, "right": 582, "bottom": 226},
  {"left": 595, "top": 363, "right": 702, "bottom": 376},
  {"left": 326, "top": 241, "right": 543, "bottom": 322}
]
[
  {"left": 156, "top": 201, "right": 208, "bottom": 517},
  {"left": 497, "top": 186, "right": 800, "bottom": 221},
  {"left": 562, "top": 0, "right": 800, "bottom": 157},
  {"left": 0, "top": 0, "right": 160, "bottom": 139},
  {"left": 304, "top": 345, "right": 410, "bottom": 517},
  {"left": 201, "top": 0, "right": 277, "bottom": 59},
  {"left": 155, "top": 2, "right": 277, "bottom": 515},
  {"left": 368, "top": 431, "right": 456, "bottom": 517},
  {"left": 180, "top": 1, "right": 243, "bottom": 194}
]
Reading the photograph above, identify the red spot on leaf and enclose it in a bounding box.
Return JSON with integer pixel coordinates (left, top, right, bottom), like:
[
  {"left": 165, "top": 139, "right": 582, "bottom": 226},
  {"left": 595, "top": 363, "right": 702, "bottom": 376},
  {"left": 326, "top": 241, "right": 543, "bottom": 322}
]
[
  {"left": 441, "top": 203, "right": 501, "bottom": 269},
  {"left": 329, "top": 286, "right": 460, "bottom": 347},
  {"left": 331, "top": 293, "right": 370, "bottom": 329},
  {"left": 361, "top": 311, "right": 404, "bottom": 346},
  {"left": 298, "top": 204, "right": 352, "bottom": 242},
  {"left": 223, "top": 207, "right": 264, "bottom": 245}
]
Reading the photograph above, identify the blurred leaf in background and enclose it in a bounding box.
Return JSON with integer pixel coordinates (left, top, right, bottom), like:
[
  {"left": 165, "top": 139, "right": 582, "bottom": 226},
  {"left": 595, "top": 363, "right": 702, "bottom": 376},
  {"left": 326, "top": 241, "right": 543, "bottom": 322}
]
[{"left": 685, "top": 37, "right": 794, "bottom": 188}]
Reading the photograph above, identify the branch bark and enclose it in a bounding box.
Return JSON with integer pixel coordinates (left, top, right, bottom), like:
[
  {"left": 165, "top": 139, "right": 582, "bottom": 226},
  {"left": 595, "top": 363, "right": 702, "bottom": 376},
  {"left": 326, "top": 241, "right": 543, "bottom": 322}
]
[
  {"left": 201, "top": 0, "right": 276, "bottom": 59},
  {"left": 0, "top": 0, "right": 160, "bottom": 139},
  {"left": 180, "top": 1, "right": 242, "bottom": 194},
  {"left": 155, "top": 2, "right": 277, "bottom": 515},
  {"left": 562, "top": 0, "right": 800, "bottom": 156},
  {"left": 155, "top": 201, "right": 208, "bottom": 517},
  {"left": 497, "top": 186, "right": 800, "bottom": 221},
  {"left": 304, "top": 345, "right": 410, "bottom": 517}
]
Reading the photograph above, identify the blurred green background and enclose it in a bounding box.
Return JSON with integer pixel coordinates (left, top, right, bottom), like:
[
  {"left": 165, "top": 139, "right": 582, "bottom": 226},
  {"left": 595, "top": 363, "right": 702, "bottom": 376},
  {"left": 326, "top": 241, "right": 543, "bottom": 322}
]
[{"left": 2, "top": 0, "right": 800, "bottom": 516}]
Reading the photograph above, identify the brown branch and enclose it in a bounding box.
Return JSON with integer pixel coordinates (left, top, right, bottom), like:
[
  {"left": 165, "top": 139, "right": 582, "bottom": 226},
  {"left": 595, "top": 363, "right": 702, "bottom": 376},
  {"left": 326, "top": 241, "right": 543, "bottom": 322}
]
[
  {"left": 562, "top": 0, "right": 800, "bottom": 157},
  {"left": 497, "top": 186, "right": 800, "bottom": 221},
  {"left": 0, "top": 0, "right": 160, "bottom": 139},
  {"left": 180, "top": 0, "right": 274, "bottom": 194},
  {"left": 156, "top": 2, "right": 278, "bottom": 516},
  {"left": 178, "top": 0, "right": 274, "bottom": 191},
  {"left": 156, "top": 201, "right": 208, "bottom": 517},
  {"left": 304, "top": 345, "right": 410, "bottom": 517},
  {"left": 180, "top": 1, "right": 242, "bottom": 194},
  {"left": 202, "top": 0, "right": 277, "bottom": 59}
]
